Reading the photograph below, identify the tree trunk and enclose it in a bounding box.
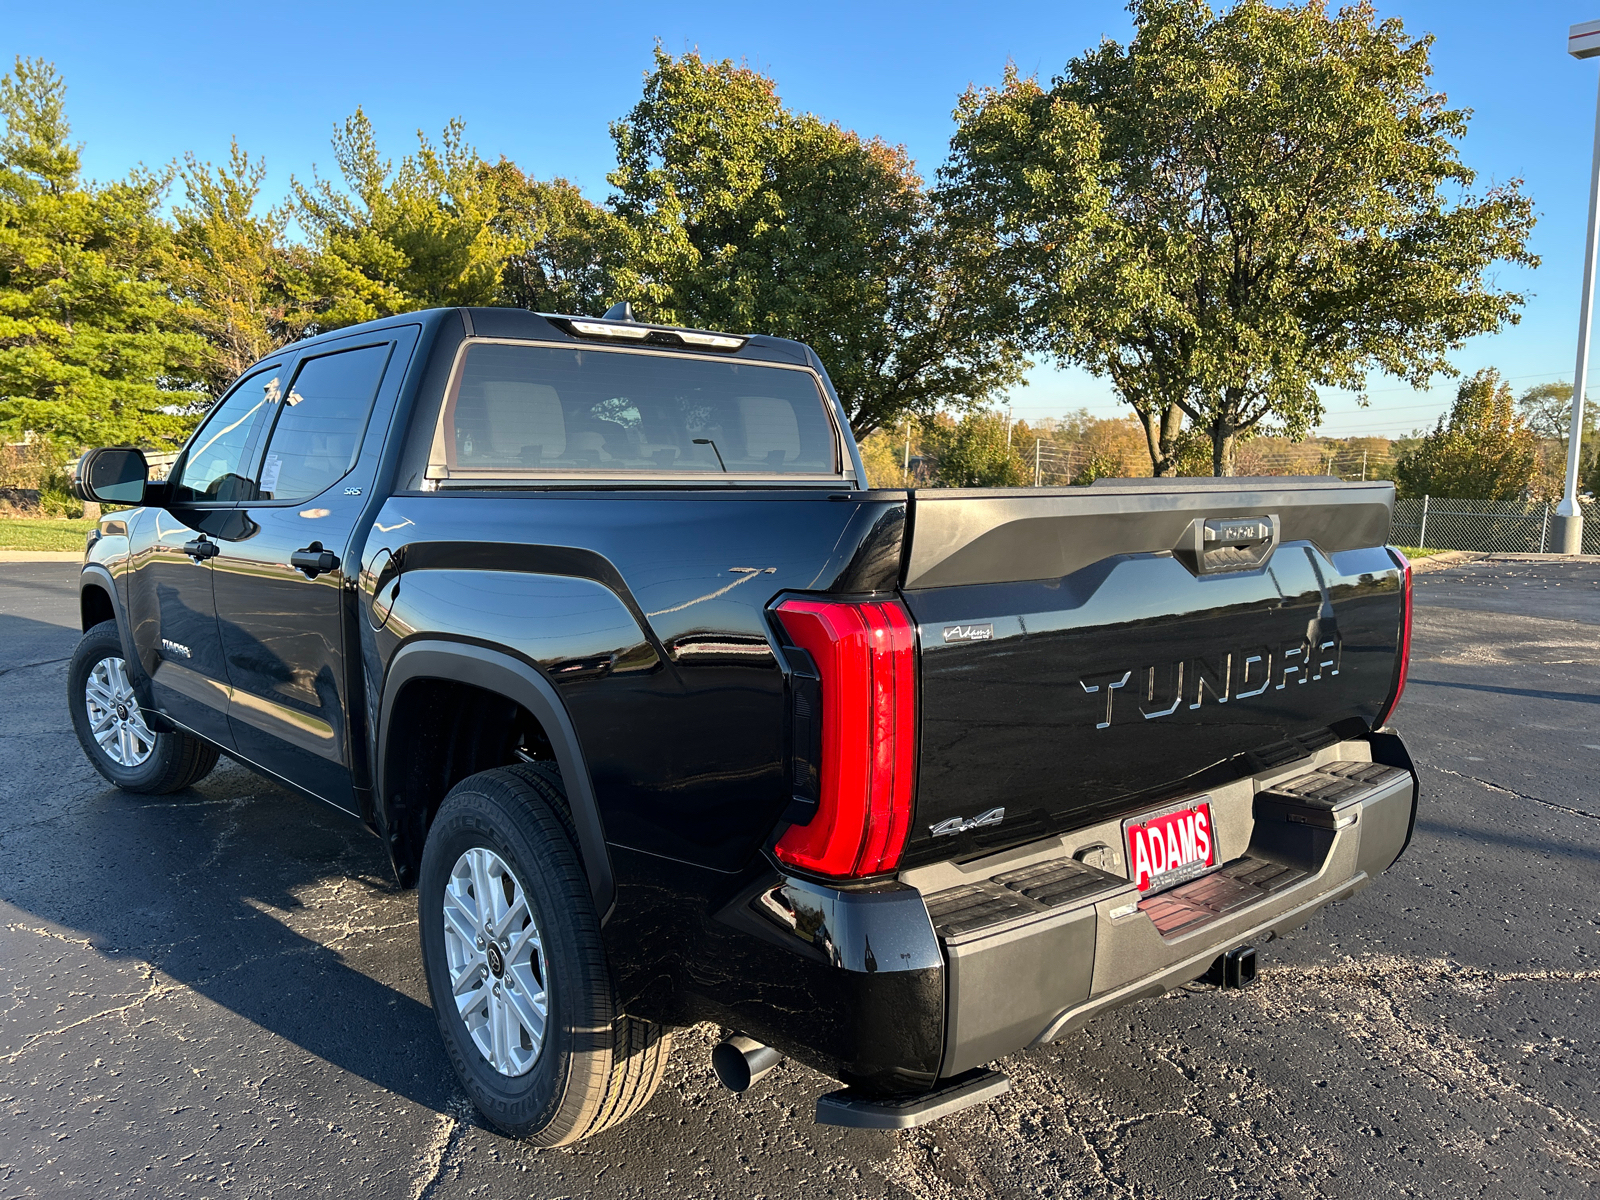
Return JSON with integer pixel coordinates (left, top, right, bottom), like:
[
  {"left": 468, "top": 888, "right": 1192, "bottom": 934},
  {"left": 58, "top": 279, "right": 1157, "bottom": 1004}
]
[
  {"left": 1211, "top": 418, "right": 1236, "bottom": 477},
  {"left": 1139, "top": 404, "right": 1185, "bottom": 477}
]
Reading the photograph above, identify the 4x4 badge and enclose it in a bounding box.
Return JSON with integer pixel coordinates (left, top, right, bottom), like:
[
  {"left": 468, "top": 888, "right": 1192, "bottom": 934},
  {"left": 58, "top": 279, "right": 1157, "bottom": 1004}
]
[{"left": 929, "top": 807, "right": 1005, "bottom": 837}]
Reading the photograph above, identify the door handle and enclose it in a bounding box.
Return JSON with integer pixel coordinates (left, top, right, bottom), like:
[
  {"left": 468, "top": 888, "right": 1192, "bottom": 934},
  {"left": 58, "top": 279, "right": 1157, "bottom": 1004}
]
[
  {"left": 291, "top": 544, "right": 341, "bottom": 578},
  {"left": 182, "top": 537, "right": 218, "bottom": 562}
]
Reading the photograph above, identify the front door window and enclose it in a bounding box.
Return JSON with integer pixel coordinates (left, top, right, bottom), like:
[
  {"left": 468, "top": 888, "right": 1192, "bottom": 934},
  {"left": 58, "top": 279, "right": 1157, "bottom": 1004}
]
[{"left": 171, "top": 367, "right": 283, "bottom": 503}]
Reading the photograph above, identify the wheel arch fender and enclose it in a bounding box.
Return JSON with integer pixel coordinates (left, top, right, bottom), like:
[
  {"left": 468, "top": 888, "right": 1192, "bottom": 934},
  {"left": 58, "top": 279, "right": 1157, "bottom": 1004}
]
[
  {"left": 378, "top": 639, "right": 616, "bottom": 919},
  {"left": 79, "top": 563, "right": 154, "bottom": 705}
]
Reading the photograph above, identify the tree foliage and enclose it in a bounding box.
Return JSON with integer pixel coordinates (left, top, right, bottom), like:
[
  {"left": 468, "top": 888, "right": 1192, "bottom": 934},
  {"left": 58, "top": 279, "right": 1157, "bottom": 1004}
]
[
  {"left": 608, "top": 48, "right": 1022, "bottom": 437},
  {"left": 490, "top": 163, "right": 622, "bottom": 316},
  {"left": 941, "top": 0, "right": 1537, "bottom": 475},
  {"left": 0, "top": 37, "right": 1550, "bottom": 488},
  {"left": 1394, "top": 368, "right": 1537, "bottom": 499},
  {"left": 1516, "top": 380, "right": 1600, "bottom": 446},
  {"left": 291, "top": 109, "right": 509, "bottom": 329},
  {"left": 171, "top": 141, "right": 311, "bottom": 394},
  {"left": 919, "top": 411, "right": 1029, "bottom": 486},
  {"left": 0, "top": 57, "right": 206, "bottom": 447}
]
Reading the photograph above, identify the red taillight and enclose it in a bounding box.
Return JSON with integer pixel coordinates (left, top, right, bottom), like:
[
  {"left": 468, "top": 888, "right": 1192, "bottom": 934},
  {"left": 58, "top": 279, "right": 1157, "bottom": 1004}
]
[
  {"left": 1376, "top": 549, "right": 1413, "bottom": 728},
  {"left": 773, "top": 599, "right": 916, "bottom": 877}
]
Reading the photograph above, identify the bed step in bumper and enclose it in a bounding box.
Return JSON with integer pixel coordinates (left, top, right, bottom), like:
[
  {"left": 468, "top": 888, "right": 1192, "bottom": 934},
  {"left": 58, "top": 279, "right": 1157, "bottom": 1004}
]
[
  {"left": 899, "top": 741, "right": 1420, "bottom": 1080},
  {"left": 815, "top": 1068, "right": 1010, "bottom": 1130}
]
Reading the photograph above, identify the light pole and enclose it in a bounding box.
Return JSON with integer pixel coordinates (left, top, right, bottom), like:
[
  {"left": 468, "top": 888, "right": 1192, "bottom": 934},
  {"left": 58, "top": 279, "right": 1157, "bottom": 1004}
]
[{"left": 1558, "top": 19, "right": 1600, "bottom": 553}]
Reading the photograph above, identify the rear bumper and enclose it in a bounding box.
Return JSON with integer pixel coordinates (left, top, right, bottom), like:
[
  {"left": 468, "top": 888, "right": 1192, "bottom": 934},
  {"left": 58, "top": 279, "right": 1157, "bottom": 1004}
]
[
  {"left": 907, "top": 733, "right": 1418, "bottom": 1078},
  {"left": 688, "top": 733, "right": 1414, "bottom": 1096}
]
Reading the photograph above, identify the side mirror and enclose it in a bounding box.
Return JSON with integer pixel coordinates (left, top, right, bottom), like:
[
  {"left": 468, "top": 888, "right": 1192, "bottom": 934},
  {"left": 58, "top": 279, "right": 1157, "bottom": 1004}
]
[{"left": 74, "top": 447, "right": 150, "bottom": 505}]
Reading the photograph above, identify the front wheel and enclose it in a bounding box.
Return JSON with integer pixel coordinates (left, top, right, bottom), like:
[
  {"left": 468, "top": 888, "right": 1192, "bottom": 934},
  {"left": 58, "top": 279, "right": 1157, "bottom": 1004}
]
[
  {"left": 67, "top": 620, "right": 219, "bottom": 794},
  {"left": 417, "top": 764, "right": 672, "bottom": 1144}
]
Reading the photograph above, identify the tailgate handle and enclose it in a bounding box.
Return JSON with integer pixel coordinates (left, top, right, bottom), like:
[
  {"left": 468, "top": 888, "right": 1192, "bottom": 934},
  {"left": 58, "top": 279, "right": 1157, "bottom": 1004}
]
[{"left": 1177, "top": 515, "right": 1279, "bottom": 576}]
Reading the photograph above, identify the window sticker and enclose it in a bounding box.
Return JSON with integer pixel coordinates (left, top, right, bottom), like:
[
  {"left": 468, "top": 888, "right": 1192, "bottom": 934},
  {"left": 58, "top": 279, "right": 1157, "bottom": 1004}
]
[{"left": 259, "top": 453, "right": 282, "bottom": 495}]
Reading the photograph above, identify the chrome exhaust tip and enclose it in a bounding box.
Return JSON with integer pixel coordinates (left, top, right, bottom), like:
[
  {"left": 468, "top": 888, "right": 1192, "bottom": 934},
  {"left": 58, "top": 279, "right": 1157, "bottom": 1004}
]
[{"left": 711, "top": 1035, "right": 783, "bottom": 1092}]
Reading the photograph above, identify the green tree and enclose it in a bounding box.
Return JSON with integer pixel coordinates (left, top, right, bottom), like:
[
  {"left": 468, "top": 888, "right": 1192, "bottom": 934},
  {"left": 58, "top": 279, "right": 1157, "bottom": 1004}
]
[
  {"left": 0, "top": 57, "right": 206, "bottom": 448},
  {"left": 292, "top": 109, "right": 508, "bottom": 329},
  {"left": 608, "top": 48, "right": 1022, "bottom": 437},
  {"left": 922, "top": 411, "right": 1029, "bottom": 486},
  {"left": 490, "top": 163, "right": 625, "bottom": 316},
  {"left": 1394, "top": 368, "right": 1537, "bottom": 499},
  {"left": 1516, "top": 381, "right": 1600, "bottom": 444},
  {"left": 854, "top": 425, "right": 913, "bottom": 488},
  {"left": 1515, "top": 381, "right": 1600, "bottom": 501},
  {"left": 171, "top": 140, "right": 311, "bottom": 394},
  {"left": 941, "top": 0, "right": 1536, "bottom": 475}
]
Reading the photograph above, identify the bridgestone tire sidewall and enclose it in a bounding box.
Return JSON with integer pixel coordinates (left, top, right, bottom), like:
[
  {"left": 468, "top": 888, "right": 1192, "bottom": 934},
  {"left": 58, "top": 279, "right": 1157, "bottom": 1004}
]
[
  {"left": 418, "top": 782, "right": 594, "bottom": 1139},
  {"left": 67, "top": 623, "right": 174, "bottom": 792}
]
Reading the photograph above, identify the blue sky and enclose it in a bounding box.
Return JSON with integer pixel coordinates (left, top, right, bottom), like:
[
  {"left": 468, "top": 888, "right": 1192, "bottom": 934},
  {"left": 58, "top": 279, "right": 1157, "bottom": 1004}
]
[{"left": 5, "top": 0, "right": 1595, "bottom": 438}]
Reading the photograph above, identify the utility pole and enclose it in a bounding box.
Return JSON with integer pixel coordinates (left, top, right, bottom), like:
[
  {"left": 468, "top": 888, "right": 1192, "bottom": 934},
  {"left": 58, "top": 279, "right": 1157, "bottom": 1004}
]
[
  {"left": 1361, "top": 449, "right": 1367, "bottom": 481},
  {"left": 903, "top": 419, "right": 911, "bottom": 487},
  {"left": 1557, "top": 18, "right": 1600, "bottom": 553},
  {"left": 1035, "top": 438, "right": 1042, "bottom": 486},
  {"left": 1006, "top": 409, "right": 1013, "bottom": 447}
]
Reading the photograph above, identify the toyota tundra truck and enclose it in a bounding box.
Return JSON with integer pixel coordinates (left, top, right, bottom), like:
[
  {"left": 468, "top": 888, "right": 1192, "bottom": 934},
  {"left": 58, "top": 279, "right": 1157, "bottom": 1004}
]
[{"left": 68, "top": 305, "right": 1417, "bottom": 1144}]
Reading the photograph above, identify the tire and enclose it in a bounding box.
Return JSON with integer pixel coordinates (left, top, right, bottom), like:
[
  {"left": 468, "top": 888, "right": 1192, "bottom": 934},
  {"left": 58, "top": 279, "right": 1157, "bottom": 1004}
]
[
  {"left": 418, "top": 763, "right": 672, "bottom": 1144},
  {"left": 67, "top": 620, "right": 220, "bottom": 794}
]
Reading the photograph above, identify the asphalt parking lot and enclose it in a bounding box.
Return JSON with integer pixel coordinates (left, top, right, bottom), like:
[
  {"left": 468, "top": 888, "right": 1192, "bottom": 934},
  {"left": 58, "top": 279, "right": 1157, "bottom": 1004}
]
[{"left": 1, "top": 554, "right": 1596, "bottom": 1199}]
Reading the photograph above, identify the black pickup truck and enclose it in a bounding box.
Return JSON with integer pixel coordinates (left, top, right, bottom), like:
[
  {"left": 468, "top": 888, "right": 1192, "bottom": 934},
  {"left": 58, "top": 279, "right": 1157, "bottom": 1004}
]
[{"left": 69, "top": 306, "right": 1417, "bottom": 1144}]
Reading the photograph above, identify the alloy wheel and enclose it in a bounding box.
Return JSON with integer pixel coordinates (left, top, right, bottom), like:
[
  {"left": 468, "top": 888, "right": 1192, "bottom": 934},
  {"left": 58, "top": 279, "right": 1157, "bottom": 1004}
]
[
  {"left": 85, "top": 656, "right": 156, "bottom": 767},
  {"left": 442, "top": 846, "right": 549, "bottom": 1077}
]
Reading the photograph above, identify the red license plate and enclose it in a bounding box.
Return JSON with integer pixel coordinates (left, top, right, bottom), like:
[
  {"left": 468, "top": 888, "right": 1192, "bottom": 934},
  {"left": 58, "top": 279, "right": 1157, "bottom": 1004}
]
[{"left": 1123, "top": 799, "right": 1216, "bottom": 893}]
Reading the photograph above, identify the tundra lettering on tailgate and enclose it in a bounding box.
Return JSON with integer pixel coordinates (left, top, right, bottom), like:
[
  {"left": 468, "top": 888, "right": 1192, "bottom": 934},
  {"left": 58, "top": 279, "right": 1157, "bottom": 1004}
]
[{"left": 1078, "top": 634, "right": 1341, "bottom": 730}]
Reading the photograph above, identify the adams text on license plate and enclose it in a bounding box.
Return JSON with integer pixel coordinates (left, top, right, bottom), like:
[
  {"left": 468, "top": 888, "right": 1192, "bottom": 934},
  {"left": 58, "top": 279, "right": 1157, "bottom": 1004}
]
[{"left": 1123, "top": 799, "right": 1216, "bottom": 893}]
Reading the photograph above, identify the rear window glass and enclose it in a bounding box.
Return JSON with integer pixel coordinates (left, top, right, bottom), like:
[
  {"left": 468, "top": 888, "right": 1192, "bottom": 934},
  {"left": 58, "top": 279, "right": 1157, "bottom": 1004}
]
[{"left": 428, "top": 343, "right": 841, "bottom": 481}]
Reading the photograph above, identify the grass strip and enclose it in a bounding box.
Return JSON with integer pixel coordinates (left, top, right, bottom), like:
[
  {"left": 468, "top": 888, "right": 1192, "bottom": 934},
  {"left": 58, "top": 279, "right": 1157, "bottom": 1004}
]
[{"left": 0, "top": 516, "right": 97, "bottom": 551}]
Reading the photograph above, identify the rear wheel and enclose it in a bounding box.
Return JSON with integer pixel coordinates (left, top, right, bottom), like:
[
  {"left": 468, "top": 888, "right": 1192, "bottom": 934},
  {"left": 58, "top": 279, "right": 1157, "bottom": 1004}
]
[
  {"left": 67, "top": 620, "right": 219, "bottom": 794},
  {"left": 418, "top": 764, "right": 672, "bottom": 1144}
]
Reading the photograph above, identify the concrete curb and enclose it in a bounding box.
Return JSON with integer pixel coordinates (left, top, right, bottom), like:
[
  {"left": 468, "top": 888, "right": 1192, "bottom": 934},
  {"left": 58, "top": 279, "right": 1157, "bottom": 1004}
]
[
  {"left": 1479, "top": 551, "right": 1600, "bottom": 562},
  {"left": 0, "top": 550, "right": 83, "bottom": 562},
  {"left": 1410, "top": 549, "right": 1600, "bottom": 573},
  {"left": 1409, "top": 550, "right": 1483, "bottom": 573}
]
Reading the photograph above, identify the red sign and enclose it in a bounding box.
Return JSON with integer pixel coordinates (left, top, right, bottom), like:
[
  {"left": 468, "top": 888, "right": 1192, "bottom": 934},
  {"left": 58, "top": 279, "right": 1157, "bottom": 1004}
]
[{"left": 1123, "top": 800, "right": 1216, "bottom": 893}]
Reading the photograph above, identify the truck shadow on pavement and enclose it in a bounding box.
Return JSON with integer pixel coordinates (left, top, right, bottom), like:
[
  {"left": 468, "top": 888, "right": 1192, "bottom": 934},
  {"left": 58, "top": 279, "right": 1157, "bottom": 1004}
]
[
  {"left": 0, "top": 747, "right": 458, "bottom": 1114},
  {"left": 1410, "top": 676, "right": 1600, "bottom": 705},
  {"left": 1416, "top": 816, "right": 1600, "bottom": 862}
]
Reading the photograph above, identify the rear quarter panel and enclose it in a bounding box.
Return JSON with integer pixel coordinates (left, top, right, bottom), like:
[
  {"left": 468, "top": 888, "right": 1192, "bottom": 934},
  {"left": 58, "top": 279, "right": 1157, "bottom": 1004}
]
[{"left": 359, "top": 490, "right": 903, "bottom": 872}]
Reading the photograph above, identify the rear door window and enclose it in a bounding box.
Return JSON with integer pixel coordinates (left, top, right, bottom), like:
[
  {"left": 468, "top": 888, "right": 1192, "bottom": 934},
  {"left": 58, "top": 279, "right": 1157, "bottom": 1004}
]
[
  {"left": 171, "top": 365, "right": 284, "bottom": 503},
  {"left": 254, "top": 344, "right": 393, "bottom": 501},
  {"left": 428, "top": 343, "right": 842, "bottom": 482}
]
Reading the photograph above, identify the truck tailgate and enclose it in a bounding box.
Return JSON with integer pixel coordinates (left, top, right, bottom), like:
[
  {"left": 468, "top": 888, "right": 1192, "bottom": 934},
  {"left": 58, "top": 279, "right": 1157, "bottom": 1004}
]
[{"left": 898, "top": 478, "right": 1404, "bottom": 869}]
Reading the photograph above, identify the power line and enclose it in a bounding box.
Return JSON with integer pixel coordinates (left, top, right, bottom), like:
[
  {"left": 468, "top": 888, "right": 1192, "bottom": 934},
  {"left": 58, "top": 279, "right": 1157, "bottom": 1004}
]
[{"left": 1010, "top": 369, "right": 1575, "bottom": 416}]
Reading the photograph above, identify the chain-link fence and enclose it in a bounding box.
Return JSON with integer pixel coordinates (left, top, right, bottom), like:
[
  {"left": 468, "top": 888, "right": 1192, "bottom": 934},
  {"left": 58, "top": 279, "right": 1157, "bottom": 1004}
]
[
  {"left": 1011, "top": 437, "right": 1398, "bottom": 487},
  {"left": 966, "top": 432, "right": 1597, "bottom": 555},
  {"left": 1391, "top": 496, "right": 1600, "bottom": 555}
]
